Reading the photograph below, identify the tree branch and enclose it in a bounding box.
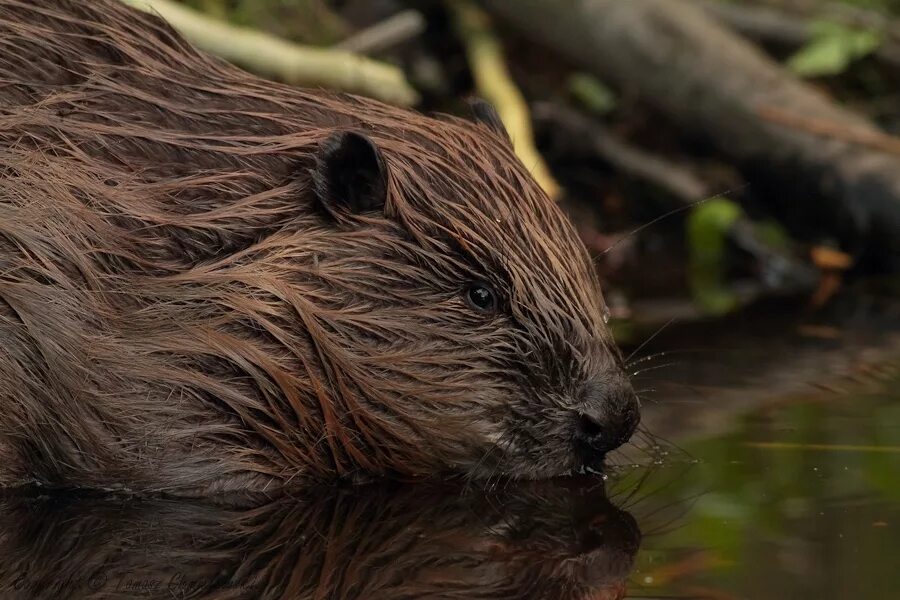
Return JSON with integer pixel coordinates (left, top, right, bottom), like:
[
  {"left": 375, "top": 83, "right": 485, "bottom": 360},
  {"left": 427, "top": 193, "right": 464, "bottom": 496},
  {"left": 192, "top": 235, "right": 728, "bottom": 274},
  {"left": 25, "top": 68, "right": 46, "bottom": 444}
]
[
  {"left": 121, "top": 0, "right": 419, "bottom": 106},
  {"left": 449, "top": 0, "right": 561, "bottom": 199}
]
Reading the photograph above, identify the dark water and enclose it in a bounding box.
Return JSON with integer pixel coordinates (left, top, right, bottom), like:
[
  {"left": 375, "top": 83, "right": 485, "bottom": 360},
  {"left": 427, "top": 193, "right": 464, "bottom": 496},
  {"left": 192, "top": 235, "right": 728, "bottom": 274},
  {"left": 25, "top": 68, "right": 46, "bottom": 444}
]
[
  {"left": 615, "top": 289, "right": 900, "bottom": 600},
  {"left": 620, "top": 372, "right": 900, "bottom": 600},
  {"left": 1, "top": 291, "right": 898, "bottom": 599}
]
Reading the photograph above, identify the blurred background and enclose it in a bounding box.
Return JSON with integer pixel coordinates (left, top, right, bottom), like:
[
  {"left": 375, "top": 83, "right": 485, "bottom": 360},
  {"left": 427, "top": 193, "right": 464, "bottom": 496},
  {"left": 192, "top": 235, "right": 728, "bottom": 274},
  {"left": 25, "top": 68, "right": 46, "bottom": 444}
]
[
  {"left": 120, "top": 1, "right": 900, "bottom": 598},
  {"left": 146, "top": 0, "right": 900, "bottom": 336}
]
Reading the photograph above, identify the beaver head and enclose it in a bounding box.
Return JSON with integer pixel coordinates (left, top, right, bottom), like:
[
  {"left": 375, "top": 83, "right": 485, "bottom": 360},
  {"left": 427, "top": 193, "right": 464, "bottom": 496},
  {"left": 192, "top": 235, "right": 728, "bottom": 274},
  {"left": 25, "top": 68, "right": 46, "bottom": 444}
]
[
  {"left": 0, "top": 0, "right": 638, "bottom": 491},
  {"left": 295, "top": 100, "right": 640, "bottom": 479}
]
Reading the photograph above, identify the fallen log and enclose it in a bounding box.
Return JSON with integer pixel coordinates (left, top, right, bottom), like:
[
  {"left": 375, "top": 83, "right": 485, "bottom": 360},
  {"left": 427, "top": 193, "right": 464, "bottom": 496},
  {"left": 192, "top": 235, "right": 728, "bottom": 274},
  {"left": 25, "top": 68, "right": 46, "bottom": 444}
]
[{"left": 484, "top": 0, "right": 900, "bottom": 270}]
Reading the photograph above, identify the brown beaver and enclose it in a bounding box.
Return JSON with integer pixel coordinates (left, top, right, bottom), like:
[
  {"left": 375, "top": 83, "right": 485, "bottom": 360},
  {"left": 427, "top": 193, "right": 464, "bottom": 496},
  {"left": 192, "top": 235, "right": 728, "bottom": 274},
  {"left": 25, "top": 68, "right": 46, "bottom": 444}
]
[{"left": 0, "top": 0, "right": 639, "bottom": 495}]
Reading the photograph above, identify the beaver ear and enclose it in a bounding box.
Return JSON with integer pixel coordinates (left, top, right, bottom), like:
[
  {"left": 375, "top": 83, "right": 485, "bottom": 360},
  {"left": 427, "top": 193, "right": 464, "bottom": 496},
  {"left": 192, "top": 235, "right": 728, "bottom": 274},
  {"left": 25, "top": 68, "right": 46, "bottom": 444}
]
[
  {"left": 312, "top": 131, "right": 388, "bottom": 217},
  {"left": 468, "top": 98, "right": 511, "bottom": 143}
]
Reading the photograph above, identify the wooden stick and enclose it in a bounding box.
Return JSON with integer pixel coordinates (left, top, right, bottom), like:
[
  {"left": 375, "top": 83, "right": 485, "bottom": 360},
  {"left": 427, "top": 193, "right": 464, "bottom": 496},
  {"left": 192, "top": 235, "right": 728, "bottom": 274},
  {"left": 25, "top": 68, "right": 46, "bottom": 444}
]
[
  {"left": 757, "top": 104, "right": 900, "bottom": 156},
  {"left": 336, "top": 10, "right": 426, "bottom": 54},
  {"left": 449, "top": 0, "right": 561, "bottom": 199},
  {"left": 121, "top": 0, "right": 419, "bottom": 106}
]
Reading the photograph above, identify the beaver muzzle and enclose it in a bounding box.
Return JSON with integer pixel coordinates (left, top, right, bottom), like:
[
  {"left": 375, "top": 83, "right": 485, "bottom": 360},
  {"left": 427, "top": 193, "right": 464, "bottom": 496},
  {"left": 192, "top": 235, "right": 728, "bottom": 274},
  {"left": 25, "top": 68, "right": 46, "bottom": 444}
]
[{"left": 573, "top": 374, "right": 640, "bottom": 468}]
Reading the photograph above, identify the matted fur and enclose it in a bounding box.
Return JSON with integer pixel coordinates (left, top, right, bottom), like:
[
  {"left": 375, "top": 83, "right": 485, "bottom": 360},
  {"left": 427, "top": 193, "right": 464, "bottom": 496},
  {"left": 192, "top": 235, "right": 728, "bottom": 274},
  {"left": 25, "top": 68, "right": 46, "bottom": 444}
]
[{"left": 0, "top": 0, "right": 635, "bottom": 495}]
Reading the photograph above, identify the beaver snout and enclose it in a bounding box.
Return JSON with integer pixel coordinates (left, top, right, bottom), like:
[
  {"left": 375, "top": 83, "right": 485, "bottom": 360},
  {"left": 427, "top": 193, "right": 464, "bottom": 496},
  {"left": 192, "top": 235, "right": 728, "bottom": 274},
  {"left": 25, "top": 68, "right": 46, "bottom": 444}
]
[{"left": 573, "top": 375, "right": 640, "bottom": 460}]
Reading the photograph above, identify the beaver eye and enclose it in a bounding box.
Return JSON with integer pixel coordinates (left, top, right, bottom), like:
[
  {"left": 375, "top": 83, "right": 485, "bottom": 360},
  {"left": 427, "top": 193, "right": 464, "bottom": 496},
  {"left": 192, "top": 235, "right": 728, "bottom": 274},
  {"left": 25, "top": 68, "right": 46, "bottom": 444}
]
[{"left": 464, "top": 283, "right": 498, "bottom": 313}]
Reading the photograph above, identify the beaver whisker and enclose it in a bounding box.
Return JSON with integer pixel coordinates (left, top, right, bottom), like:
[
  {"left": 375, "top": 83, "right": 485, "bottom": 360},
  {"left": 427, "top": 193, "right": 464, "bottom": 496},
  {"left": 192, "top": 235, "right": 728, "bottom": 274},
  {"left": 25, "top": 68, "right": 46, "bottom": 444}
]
[
  {"left": 625, "top": 351, "right": 673, "bottom": 370},
  {"left": 623, "top": 317, "right": 678, "bottom": 366},
  {"left": 630, "top": 362, "right": 682, "bottom": 379},
  {"left": 595, "top": 191, "right": 745, "bottom": 262}
]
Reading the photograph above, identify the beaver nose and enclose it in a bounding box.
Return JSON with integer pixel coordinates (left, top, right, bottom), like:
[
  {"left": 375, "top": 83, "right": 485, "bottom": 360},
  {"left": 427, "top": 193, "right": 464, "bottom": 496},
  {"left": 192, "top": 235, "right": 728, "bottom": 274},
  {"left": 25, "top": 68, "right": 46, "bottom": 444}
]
[{"left": 574, "top": 375, "right": 640, "bottom": 456}]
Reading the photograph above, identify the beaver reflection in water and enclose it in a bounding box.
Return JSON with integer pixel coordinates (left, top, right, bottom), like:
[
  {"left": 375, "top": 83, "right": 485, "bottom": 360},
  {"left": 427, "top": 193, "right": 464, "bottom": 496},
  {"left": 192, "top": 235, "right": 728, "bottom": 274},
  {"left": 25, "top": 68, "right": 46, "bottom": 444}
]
[
  {"left": 0, "top": 480, "right": 640, "bottom": 599},
  {"left": 0, "top": 0, "right": 639, "bottom": 495}
]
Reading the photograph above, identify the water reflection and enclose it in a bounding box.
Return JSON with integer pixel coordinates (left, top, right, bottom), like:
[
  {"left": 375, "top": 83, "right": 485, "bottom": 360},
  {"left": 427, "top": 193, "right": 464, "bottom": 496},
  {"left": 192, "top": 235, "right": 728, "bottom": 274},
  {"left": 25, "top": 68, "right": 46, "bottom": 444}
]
[{"left": 0, "top": 478, "right": 639, "bottom": 599}]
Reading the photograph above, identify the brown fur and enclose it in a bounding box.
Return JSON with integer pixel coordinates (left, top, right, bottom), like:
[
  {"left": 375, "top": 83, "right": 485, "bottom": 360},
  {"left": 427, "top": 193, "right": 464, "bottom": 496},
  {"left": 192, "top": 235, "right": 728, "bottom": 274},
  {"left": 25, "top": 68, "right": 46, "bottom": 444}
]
[
  {"left": 0, "top": 480, "right": 639, "bottom": 599},
  {"left": 0, "top": 0, "right": 637, "bottom": 495}
]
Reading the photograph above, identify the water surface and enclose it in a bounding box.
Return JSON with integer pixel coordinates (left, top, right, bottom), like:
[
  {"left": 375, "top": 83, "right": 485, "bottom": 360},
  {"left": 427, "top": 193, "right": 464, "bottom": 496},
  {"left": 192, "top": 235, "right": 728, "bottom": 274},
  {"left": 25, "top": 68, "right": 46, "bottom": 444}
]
[{"left": 618, "top": 288, "right": 900, "bottom": 600}]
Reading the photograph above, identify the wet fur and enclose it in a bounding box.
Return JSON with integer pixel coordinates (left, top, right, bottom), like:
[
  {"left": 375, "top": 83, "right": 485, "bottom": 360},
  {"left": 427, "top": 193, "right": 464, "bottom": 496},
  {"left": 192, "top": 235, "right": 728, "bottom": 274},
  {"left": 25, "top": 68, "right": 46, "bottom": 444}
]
[{"left": 0, "top": 0, "right": 627, "bottom": 494}]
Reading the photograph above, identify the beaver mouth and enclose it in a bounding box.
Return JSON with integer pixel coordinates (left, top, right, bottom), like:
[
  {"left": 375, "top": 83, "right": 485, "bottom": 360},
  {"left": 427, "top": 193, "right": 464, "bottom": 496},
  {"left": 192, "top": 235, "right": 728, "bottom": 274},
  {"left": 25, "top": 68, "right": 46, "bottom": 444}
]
[
  {"left": 461, "top": 413, "right": 635, "bottom": 481},
  {"left": 571, "top": 443, "right": 608, "bottom": 476},
  {"left": 459, "top": 428, "right": 582, "bottom": 481}
]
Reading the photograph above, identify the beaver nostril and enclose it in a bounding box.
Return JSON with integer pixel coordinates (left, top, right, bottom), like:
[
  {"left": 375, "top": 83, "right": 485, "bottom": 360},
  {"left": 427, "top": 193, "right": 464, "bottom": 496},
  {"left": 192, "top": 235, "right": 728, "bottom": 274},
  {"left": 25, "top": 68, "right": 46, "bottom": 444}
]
[
  {"left": 574, "top": 375, "right": 641, "bottom": 459},
  {"left": 575, "top": 413, "right": 605, "bottom": 445}
]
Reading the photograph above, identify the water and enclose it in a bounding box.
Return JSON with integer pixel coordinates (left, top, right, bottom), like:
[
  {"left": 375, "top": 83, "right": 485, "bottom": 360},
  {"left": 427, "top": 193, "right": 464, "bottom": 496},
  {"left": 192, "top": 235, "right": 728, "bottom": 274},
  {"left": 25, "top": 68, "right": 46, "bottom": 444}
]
[
  {"left": 621, "top": 372, "right": 900, "bottom": 600},
  {"left": 617, "top": 288, "right": 900, "bottom": 600},
  {"left": 1, "top": 290, "right": 897, "bottom": 599}
]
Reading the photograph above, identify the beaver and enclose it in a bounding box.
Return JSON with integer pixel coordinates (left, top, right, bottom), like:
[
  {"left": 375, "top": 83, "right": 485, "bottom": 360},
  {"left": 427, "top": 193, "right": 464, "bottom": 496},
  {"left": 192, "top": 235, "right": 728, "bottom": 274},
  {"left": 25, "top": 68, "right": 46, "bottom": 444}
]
[{"left": 0, "top": 0, "right": 639, "bottom": 495}]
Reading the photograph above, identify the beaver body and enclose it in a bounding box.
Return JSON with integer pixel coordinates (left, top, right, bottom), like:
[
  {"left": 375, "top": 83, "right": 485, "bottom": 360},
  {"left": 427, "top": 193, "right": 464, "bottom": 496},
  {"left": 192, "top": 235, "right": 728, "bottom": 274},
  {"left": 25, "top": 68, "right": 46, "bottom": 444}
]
[{"left": 0, "top": 0, "right": 638, "bottom": 495}]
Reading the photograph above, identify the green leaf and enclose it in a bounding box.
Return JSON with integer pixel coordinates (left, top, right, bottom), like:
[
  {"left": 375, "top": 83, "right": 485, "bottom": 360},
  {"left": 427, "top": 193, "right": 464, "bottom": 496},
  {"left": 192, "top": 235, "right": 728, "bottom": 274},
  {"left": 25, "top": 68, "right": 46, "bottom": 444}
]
[
  {"left": 568, "top": 73, "right": 617, "bottom": 115},
  {"left": 787, "top": 20, "right": 883, "bottom": 77},
  {"left": 687, "top": 197, "right": 742, "bottom": 315}
]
